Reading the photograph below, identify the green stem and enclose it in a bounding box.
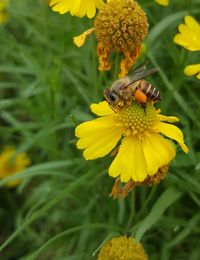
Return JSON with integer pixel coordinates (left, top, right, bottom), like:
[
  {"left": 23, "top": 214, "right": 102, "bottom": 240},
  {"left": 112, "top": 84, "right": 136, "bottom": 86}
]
[
  {"left": 125, "top": 189, "right": 136, "bottom": 232},
  {"left": 136, "top": 186, "right": 157, "bottom": 221}
]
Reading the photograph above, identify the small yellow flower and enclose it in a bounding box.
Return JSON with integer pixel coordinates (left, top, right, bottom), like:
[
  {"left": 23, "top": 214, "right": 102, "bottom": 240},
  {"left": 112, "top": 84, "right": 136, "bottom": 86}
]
[
  {"left": 74, "top": 0, "right": 148, "bottom": 77},
  {"left": 0, "top": 0, "right": 9, "bottom": 24},
  {"left": 184, "top": 64, "right": 200, "bottom": 79},
  {"left": 0, "top": 147, "right": 30, "bottom": 188},
  {"left": 49, "top": 0, "right": 105, "bottom": 18},
  {"left": 97, "top": 236, "right": 148, "bottom": 260},
  {"left": 174, "top": 16, "right": 200, "bottom": 79},
  {"left": 75, "top": 101, "right": 188, "bottom": 183},
  {"left": 155, "top": 0, "right": 169, "bottom": 6}
]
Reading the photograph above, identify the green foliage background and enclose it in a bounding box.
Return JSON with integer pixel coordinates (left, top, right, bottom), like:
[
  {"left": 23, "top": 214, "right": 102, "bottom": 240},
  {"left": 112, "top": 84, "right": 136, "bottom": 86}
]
[{"left": 0, "top": 0, "right": 200, "bottom": 259}]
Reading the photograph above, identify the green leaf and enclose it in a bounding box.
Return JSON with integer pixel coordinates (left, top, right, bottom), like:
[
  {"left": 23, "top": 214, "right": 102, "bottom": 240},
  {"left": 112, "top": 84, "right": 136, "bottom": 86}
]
[{"left": 134, "top": 187, "right": 183, "bottom": 241}]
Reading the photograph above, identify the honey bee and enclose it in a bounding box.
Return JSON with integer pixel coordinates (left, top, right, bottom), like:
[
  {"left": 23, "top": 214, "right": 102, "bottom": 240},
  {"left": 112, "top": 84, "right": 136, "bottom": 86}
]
[{"left": 104, "top": 62, "right": 161, "bottom": 110}]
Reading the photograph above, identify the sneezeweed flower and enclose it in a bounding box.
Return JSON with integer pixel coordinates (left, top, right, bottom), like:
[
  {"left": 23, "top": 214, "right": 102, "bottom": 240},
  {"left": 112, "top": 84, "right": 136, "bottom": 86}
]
[
  {"left": 0, "top": 0, "right": 9, "bottom": 24},
  {"left": 0, "top": 147, "right": 30, "bottom": 188},
  {"left": 75, "top": 101, "right": 188, "bottom": 191},
  {"left": 174, "top": 16, "right": 200, "bottom": 79},
  {"left": 74, "top": 0, "right": 148, "bottom": 77},
  {"left": 97, "top": 236, "right": 148, "bottom": 260},
  {"left": 155, "top": 0, "right": 169, "bottom": 6},
  {"left": 49, "top": 0, "right": 105, "bottom": 18}
]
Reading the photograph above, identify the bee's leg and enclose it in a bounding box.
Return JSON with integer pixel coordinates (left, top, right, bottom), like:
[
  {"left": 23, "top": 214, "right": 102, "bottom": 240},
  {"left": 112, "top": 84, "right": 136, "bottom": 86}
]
[
  {"left": 141, "top": 102, "right": 147, "bottom": 114},
  {"left": 108, "top": 103, "right": 117, "bottom": 113}
]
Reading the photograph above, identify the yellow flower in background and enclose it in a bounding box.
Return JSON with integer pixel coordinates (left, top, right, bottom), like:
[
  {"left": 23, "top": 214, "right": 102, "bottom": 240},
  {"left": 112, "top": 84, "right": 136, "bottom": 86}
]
[
  {"left": 49, "top": 0, "right": 105, "bottom": 18},
  {"left": 184, "top": 64, "right": 200, "bottom": 79},
  {"left": 75, "top": 101, "right": 188, "bottom": 183},
  {"left": 74, "top": 0, "right": 148, "bottom": 77},
  {"left": 174, "top": 16, "right": 200, "bottom": 79},
  {"left": 155, "top": 0, "right": 169, "bottom": 6},
  {"left": 97, "top": 236, "right": 148, "bottom": 260},
  {"left": 0, "top": 0, "right": 9, "bottom": 24},
  {"left": 174, "top": 16, "right": 200, "bottom": 51},
  {"left": 0, "top": 147, "right": 30, "bottom": 188}
]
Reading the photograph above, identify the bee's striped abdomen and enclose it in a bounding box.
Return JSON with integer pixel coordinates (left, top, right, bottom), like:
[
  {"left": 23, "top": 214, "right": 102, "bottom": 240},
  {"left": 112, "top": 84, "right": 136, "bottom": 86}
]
[{"left": 140, "top": 81, "right": 161, "bottom": 102}]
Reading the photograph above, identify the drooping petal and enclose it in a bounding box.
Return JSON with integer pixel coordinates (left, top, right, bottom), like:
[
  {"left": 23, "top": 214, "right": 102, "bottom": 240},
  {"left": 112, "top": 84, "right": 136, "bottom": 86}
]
[
  {"left": 75, "top": 115, "right": 123, "bottom": 160},
  {"left": 142, "top": 133, "right": 175, "bottom": 176},
  {"left": 184, "top": 64, "right": 200, "bottom": 79},
  {"left": 109, "top": 135, "right": 147, "bottom": 182},
  {"left": 74, "top": 28, "right": 95, "bottom": 48},
  {"left": 157, "top": 122, "right": 189, "bottom": 153},
  {"left": 90, "top": 101, "right": 114, "bottom": 116}
]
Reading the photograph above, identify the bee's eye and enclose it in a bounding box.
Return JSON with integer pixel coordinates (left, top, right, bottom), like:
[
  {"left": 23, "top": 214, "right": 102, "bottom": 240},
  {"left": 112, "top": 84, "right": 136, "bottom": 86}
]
[{"left": 109, "top": 92, "right": 118, "bottom": 102}]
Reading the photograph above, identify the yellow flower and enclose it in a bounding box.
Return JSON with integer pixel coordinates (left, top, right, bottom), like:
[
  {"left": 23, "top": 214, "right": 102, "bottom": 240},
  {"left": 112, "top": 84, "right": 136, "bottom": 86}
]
[
  {"left": 155, "top": 0, "right": 169, "bottom": 6},
  {"left": 97, "top": 236, "right": 148, "bottom": 260},
  {"left": 74, "top": 0, "right": 148, "bottom": 77},
  {"left": 184, "top": 64, "right": 200, "bottom": 79},
  {"left": 49, "top": 0, "right": 105, "bottom": 18},
  {"left": 0, "top": 0, "right": 9, "bottom": 24},
  {"left": 174, "top": 16, "right": 200, "bottom": 51},
  {"left": 75, "top": 101, "right": 188, "bottom": 183},
  {"left": 0, "top": 147, "right": 31, "bottom": 188},
  {"left": 174, "top": 16, "right": 200, "bottom": 79}
]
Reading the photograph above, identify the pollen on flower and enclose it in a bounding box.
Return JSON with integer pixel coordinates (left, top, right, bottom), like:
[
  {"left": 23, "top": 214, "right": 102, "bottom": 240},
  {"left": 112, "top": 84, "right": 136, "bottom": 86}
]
[
  {"left": 118, "top": 101, "right": 157, "bottom": 136},
  {"left": 97, "top": 236, "right": 148, "bottom": 260}
]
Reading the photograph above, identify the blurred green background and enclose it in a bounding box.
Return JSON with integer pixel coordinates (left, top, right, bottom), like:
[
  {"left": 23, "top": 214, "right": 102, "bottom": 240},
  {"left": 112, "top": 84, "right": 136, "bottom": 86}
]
[{"left": 0, "top": 0, "right": 200, "bottom": 259}]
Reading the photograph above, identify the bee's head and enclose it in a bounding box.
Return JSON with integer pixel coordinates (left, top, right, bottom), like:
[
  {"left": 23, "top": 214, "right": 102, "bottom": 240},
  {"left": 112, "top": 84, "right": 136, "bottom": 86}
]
[{"left": 104, "top": 88, "right": 120, "bottom": 107}]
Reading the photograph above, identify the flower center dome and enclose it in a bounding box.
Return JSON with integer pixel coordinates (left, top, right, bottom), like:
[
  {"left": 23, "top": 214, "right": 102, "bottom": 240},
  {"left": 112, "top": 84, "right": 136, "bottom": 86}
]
[{"left": 118, "top": 102, "right": 157, "bottom": 135}]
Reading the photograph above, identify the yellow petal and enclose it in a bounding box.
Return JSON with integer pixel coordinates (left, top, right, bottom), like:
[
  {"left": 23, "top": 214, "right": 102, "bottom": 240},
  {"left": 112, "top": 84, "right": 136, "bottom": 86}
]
[
  {"left": 154, "top": 0, "right": 169, "bottom": 6},
  {"left": 50, "top": 0, "right": 72, "bottom": 14},
  {"left": 90, "top": 101, "right": 114, "bottom": 116},
  {"left": 185, "top": 16, "right": 200, "bottom": 35},
  {"left": 49, "top": 0, "right": 104, "bottom": 18},
  {"left": 184, "top": 64, "right": 200, "bottom": 77},
  {"left": 85, "top": 0, "right": 96, "bottom": 19},
  {"left": 157, "top": 122, "right": 189, "bottom": 153},
  {"left": 158, "top": 114, "right": 180, "bottom": 123},
  {"left": 75, "top": 115, "right": 122, "bottom": 160},
  {"left": 109, "top": 135, "right": 147, "bottom": 183},
  {"left": 142, "top": 133, "right": 175, "bottom": 176}
]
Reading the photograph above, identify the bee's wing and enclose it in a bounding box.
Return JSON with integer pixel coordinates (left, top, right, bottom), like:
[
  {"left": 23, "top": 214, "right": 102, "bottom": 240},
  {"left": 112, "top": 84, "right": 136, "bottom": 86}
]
[{"left": 128, "top": 61, "right": 159, "bottom": 83}]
